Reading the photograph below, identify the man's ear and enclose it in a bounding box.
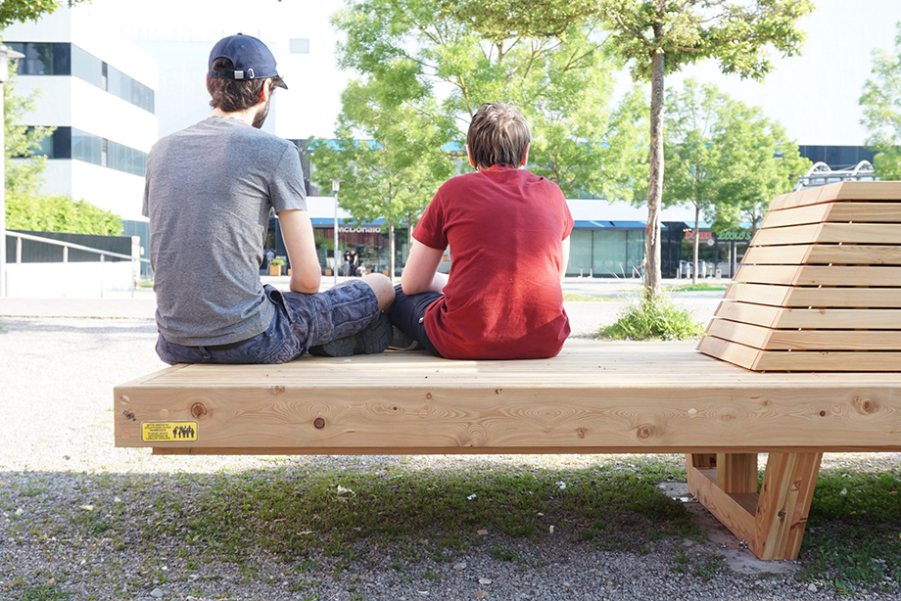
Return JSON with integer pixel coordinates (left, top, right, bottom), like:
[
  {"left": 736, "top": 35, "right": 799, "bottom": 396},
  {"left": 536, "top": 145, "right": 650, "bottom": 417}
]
[
  {"left": 520, "top": 143, "right": 530, "bottom": 167},
  {"left": 465, "top": 144, "right": 475, "bottom": 168},
  {"left": 259, "top": 78, "right": 273, "bottom": 103}
]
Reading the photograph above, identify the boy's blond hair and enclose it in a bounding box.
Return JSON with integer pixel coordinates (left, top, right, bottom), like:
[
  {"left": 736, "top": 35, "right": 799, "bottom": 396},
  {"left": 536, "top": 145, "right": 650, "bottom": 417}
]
[{"left": 466, "top": 103, "right": 531, "bottom": 171}]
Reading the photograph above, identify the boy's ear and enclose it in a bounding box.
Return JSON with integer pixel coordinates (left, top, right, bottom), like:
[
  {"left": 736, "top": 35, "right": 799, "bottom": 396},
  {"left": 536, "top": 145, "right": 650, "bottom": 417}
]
[
  {"left": 520, "top": 143, "right": 530, "bottom": 167},
  {"left": 465, "top": 144, "right": 475, "bottom": 168}
]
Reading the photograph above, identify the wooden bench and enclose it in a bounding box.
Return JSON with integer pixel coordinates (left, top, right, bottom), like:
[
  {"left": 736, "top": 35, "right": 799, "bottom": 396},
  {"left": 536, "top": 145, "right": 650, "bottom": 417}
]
[
  {"left": 116, "top": 180, "right": 901, "bottom": 562},
  {"left": 115, "top": 339, "right": 901, "bottom": 561}
]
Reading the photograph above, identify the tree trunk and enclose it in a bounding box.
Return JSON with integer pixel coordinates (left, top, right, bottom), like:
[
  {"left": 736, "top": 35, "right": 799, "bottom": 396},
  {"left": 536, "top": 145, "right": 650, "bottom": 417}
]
[
  {"left": 646, "top": 43, "right": 665, "bottom": 300},
  {"left": 389, "top": 223, "right": 396, "bottom": 283},
  {"left": 693, "top": 203, "right": 700, "bottom": 285}
]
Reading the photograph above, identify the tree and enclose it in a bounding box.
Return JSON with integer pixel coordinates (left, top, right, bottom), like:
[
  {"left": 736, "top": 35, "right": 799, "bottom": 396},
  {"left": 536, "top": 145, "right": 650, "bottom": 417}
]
[
  {"left": 4, "top": 71, "right": 53, "bottom": 203},
  {"left": 860, "top": 22, "right": 901, "bottom": 180},
  {"left": 0, "top": 1, "right": 88, "bottom": 31},
  {"left": 326, "top": 0, "right": 648, "bottom": 202},
  {"left": 599, "top": 0, "right": 814, "bottom": 298},
  {"left": 5, "top": 71, "right": 120, "bottom": 236},
  {"left": 310, "top": 71, "right": 457, "bottom": 277},
  {"left": 664, "top": 80, "right": 809, "bottom": 283}
]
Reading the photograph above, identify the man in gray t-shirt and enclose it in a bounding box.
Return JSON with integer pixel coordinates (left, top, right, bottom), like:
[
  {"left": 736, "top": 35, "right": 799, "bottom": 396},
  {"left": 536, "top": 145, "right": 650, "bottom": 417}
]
[{"left": 143, "top": 34, "right": 395, "bottom": 364}]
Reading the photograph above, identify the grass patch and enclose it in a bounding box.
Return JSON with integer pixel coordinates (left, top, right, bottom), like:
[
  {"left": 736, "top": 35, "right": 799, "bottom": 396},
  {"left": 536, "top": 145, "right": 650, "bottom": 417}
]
[
  {"left": 597, "top": 295, "right": 705, "bottom": 341},
  {"left": 17, "top": 585, "right": 71, "bottom": 601},
  {"left": 136, "top": 461, "right": 694, "bottom": 562},
  {"left": 798, "top": 471, "right": 901, "bottom": 593},
  {"left": 667, "top": 282, "right": 728, "bottom": 292},
  {"left": 563, "top": 293, "right": 613, "bottom": 302}
]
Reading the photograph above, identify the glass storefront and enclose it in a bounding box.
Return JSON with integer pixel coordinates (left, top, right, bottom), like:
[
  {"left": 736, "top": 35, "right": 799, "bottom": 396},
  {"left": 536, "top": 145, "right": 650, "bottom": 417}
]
[{"left": 566, "top": 228, "right": 646, "bottom": 278}]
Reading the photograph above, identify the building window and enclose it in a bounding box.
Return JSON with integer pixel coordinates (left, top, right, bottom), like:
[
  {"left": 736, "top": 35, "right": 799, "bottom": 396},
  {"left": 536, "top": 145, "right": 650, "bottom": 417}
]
[
  {"left": 7, "top": 42, "right": 71, "bottom": 75},
  {"left": 8, "top": 41, "right": 155, "bottom": 114},
  {"left": 290, "top": 38, "right": 310, "bottom": 54}
]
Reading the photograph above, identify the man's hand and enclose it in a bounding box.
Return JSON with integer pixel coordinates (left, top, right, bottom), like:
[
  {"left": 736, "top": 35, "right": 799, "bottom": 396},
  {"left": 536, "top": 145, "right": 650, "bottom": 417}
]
[{"left": 278, "top": 209, "right": 321, "bottom": 294}]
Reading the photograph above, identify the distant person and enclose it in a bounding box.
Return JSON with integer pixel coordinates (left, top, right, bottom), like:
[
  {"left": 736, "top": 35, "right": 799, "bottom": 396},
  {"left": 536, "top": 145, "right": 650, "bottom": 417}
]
[
  {"left": 388, "top": 102, "right": 572, "bottom": 359},
  {"left": 143, "top": 33, "right": 393, "bottom": 364},
  {"left": 349, "top": 248, "right": 359, "bottom": 277},
  {"left": 343, "top": 249, "right": 352, "bottom": 277}
]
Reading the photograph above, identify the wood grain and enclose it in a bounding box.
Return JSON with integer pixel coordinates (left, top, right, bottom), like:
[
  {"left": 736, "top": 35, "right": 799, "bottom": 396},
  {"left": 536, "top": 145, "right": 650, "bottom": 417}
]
[
  {"left": 723, "top": 283, "right": 901, "bottom": 308},
  {"left": 751, "top": 452, "right": 822, "bottom": 560},
  {"left": 115, "top": 341, "right": 901, "bottom": 452}
]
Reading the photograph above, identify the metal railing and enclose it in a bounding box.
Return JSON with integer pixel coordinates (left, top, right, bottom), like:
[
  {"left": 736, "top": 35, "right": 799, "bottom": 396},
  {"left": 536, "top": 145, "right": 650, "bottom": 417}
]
[{"left": 4, "top": 230, "right": 151, "bottom": 298}]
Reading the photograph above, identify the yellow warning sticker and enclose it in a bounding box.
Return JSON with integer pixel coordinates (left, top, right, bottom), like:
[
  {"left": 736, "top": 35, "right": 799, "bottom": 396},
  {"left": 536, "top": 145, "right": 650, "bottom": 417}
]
[{"left": 141, "top": 422, "right": 198, "bottom": 442}]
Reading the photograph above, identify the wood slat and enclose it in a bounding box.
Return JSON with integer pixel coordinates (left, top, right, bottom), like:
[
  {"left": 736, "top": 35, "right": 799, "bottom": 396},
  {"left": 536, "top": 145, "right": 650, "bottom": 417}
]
[
  {"left": 770, "top": 182, "right": 901, "bottom": 210},
  {"left": 736, "top": 265, "right": 901, "bottom": 287},
  {"left": 741, "top": 246, "right": 812, "bottom": 265},
  {"left": 707, "top": 319, "right": 901, "bottom": 351},
  {"left": 714, "top": 301, "right": 901, "bottom": 329},
  {"left": 807, "top": 245, "right": 901, "bottom": 265},
  {"left": 716, "top": 453, "right": 759, "bottom": 493},
  {"left": 760, "top": 202, "right": 901, "bottom": 228},
  {"left": 752, "top": 223, "right": 901, "bottom": 246},
  {"left": 742, "top": 245, "right": 901, "bottom": 266},
  {"left": 724, "top": 283, "right": 901, "bottom": 308},
  {"left": 687, "top": 463, "right": 757, "bottom": 544}
]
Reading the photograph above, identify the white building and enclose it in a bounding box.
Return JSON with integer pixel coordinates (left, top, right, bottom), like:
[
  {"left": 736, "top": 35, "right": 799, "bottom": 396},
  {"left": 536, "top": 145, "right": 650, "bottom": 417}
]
[{"left": 3, "top": 9, "right": 158, "bottom": 222}]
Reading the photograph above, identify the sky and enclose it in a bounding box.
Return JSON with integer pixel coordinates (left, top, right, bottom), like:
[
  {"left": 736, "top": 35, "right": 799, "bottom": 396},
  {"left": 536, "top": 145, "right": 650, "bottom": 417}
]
[{"left": 65, "top": 0, "right": 901, "bottom": 146}]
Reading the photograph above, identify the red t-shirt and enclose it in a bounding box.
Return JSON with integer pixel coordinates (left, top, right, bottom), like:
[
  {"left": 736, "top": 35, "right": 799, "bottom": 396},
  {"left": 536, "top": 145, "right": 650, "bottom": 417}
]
[{"left": 413, "top": 165, "right": 574, "bottom": 359}]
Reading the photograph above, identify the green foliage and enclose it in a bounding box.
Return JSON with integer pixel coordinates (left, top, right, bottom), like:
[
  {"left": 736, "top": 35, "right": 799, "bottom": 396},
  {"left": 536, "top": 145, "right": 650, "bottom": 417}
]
[
  {"left": 0, "top": 0, "right": 89, "bottom": 31},
  {"left": 4, "top": 70, "right": 54, "bottom": 201},
  {"left": 597, "top": 295, "right": 705, "bottom": 340},
  {"left": 664, "top": 79, "right": 810, "bottom": 232},
  {"left": 3, "top": 68, "right": 119, "bottom": 236},
  {"left": 860, "top": 23, "right": 901, "bottom": 180},
  {"left": 324, "top": 0, "right": 648, "bottom": 205},
  {"left": 6, "top": 194, "right": 122, "bottom": 236},
  {"left": 600, "top": 0, "right": 816, "bottom": 82}
]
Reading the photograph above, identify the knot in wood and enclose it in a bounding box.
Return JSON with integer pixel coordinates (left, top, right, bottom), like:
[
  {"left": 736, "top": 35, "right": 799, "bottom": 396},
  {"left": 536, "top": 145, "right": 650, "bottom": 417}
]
[
  {"left": 314, "top": 417, "right": 326, "bottom": 429},
  {"left": 270, "top": 385, "right": 285, "bottom": 395},
  {"left": 122, "top": 409, "right": 135, "bottom": 421},
  {"left": 636, "top": 424, "right": 654, "bottom": 440},
  {"left": 853, "top": 396, "right": 876, "bottom": 414},
  {"left": 426, "top": 392, "right": 432, "bottom": 400},
  {"left": 191, "top": 403, "right": 208, "bottom": 419},
  {"left": 576, "top": 428, "right": 586, "bottom": 439},
  {"left": 777, "top": 510, "right": 786, "bottom": 520},
  {"left": 819, "top": 410, "right": 826, "bottom": 417}
]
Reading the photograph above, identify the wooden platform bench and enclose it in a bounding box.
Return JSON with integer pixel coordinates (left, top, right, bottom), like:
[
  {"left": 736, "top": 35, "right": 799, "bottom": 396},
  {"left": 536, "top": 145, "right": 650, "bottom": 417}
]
[{"left": 114, "top": 339, "right": 901, "bottom": 561}]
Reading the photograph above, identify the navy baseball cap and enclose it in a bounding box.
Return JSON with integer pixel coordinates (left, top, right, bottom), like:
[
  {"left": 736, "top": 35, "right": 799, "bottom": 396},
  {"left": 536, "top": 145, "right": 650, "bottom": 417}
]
[{"left": 208, "top": 33, "right": 288, "bottom": 89}]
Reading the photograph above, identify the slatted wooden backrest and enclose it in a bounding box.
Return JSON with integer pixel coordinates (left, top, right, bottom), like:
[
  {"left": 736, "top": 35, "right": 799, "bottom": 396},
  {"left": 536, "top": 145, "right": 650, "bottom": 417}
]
[{"left": 697, "top": 181, "right": 901, "bottom": 371}]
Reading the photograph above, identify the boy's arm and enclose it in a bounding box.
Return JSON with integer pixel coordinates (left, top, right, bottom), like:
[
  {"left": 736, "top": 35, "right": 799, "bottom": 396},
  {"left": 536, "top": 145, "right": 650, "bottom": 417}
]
[
  {"left": 401, "top": 239, "right": 446, "bottom": 295},
  {"left": 278, "top": 209, "right": 322, "bottom": 294},
  {"left": 560, "top": 235, "right": 571, "bottom": 279}
]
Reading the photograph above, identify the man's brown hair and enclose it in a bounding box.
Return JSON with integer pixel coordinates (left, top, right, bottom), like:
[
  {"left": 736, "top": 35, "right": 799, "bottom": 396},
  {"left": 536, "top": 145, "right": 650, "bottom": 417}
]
[
  {"left": 466, "top": 103, "right": 531, "bottom": 171},
  {"left": 207, "top": 58, "right": 281, "bottom": 112}
]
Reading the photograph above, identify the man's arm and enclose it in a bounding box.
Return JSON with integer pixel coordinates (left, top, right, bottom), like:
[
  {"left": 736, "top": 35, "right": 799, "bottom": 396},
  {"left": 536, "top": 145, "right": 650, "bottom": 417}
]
[
  {"left": 401, "top": 239, "right": 446, "bottom": 295},
  {"left": 278, "top": 209, "right": 322, "bottom": 294},
  {"left": 560, "top": 235, "right": 571, "bottom": 279}
]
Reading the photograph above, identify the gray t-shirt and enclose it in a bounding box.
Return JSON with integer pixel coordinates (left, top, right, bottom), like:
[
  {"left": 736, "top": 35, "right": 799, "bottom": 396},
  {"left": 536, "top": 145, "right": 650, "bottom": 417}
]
[{"left": 142, "top": 116, "right": 307, "bottom": 346}]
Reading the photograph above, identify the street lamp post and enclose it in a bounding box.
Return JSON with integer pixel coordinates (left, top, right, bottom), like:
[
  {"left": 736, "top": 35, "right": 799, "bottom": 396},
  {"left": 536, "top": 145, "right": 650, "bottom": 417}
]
[
  {"left": 330, "top": 179, "right": 342, "bottom": 288},
  {"left": 0, "top": 45, "right": 25, "bottom": 299}
]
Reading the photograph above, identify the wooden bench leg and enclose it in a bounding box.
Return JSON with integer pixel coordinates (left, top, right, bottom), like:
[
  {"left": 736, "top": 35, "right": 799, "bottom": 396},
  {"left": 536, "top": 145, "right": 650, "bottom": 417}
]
[
  {"left": 685, "top": 452, "right": 821, "bottom": 561},
  {"left": 751, "top": 452, "right": 822, "bottom": 560}
]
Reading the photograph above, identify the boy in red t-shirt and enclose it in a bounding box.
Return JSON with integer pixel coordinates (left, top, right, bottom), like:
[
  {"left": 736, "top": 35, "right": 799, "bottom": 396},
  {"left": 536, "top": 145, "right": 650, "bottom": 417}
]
[{"left": 387, "top": 102, "right": 574, "bottom": 359}]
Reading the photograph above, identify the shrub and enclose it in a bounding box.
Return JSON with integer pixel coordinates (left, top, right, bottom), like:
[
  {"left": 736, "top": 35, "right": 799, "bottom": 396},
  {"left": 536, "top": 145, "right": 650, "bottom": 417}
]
[
  {"left": 597, "top": 295, "right": 706, "bottom": 341},
  {"left": 6, "top": 194, "right": 122, "bottom": 236}
]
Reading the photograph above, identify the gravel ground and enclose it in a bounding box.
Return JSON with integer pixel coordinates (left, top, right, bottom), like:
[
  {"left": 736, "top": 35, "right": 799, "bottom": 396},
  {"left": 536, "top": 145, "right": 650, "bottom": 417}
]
[{"left": 1, "top": 303, "right": 899, "bottom": 601}]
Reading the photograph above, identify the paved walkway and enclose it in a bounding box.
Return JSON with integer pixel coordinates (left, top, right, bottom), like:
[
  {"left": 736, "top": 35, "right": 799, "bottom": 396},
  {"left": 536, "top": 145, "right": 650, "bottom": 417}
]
[{"left": 0, "top": 276, "right": 723, "bottom": 320}]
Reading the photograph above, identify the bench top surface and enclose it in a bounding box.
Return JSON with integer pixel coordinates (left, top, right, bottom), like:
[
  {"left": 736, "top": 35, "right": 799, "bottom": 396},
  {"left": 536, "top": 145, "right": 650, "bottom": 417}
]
[
  {"left": 115, "top": 340, "right": 901, "bottom": 453},
  {"left": 124, "top": 339, "right": 901, "bottom": 390}
]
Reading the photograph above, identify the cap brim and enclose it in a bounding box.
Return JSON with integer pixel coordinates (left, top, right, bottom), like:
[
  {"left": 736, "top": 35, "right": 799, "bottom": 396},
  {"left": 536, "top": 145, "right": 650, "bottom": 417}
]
[{"left": 274, "top": 78, "right": 288, "bottom": 90}]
